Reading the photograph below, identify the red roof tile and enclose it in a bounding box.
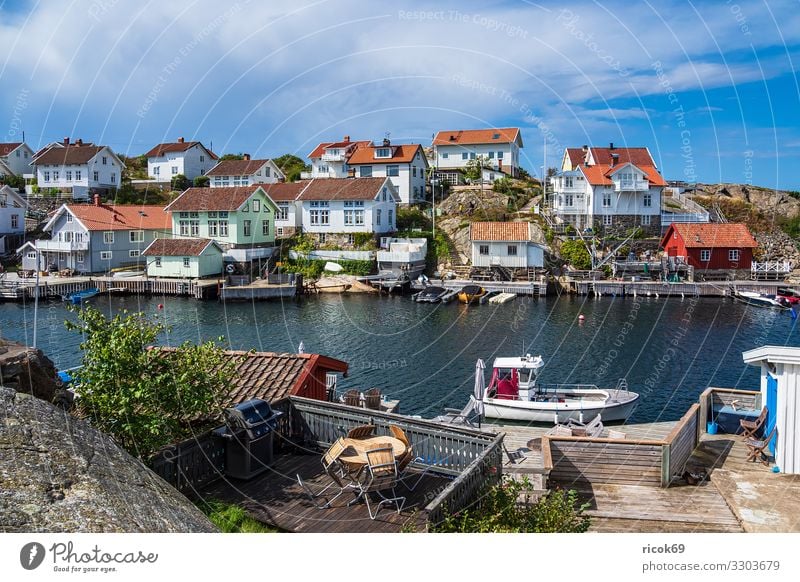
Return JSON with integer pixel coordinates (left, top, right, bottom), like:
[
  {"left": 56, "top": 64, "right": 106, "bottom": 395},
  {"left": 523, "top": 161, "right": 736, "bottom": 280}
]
[
  {"left": 165, "top": 186, "right": 266, "bottom": 212},
  {"left": 65, "top": 204, "right": 170, "bottom": 231},
  {"left": 143, "top": 141, "right": 217, "bottom": 159},
  {"left": 578, "top": 161, "right": 666, "bottom": 187},
  {"left": 346, "top": 143, "right": 425, "bottom": 165},
  {"left": 470, "top": 221, "right": 532, "bottom": 241},
  {"left": 0, "top": 143, "right": 22, "bottom": 157},
  {"left": 663, "top": 223, "right": 758, "bottom": 249},
  {"left": 589, "top": 147, "right": 655, "bottom": 167},
  {"left": 308, "top": 140, "right": 371, "bottom": 159},
  {"left": 35, "top": 145, "right": 108, "bottom": 166},
  {"left": 297, "top": 178, "right": 393, "bottom": 201},
  {"left": 206, "top": 159, "right": 273, "bottom": 176},
  {"left": 433, "top": 128, "right": 521, "bottom": 146},
  {"left": 142, "top": 238, "right": 218, "bottom": 257},
  {"left": 261, "top": 181, "right": 308, "bottom": 201}
]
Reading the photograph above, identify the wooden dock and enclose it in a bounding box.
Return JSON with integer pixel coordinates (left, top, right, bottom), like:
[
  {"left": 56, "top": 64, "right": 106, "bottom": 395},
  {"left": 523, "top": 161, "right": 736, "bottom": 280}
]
[{"left": 566, "top": 280, "right": 794, "bottom": 297}]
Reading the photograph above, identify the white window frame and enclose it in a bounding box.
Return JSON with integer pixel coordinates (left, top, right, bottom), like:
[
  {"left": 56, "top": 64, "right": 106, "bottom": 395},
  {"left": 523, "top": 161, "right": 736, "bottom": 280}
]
[
  {"left": 76, "top": 252, "right": 84, "bottom": 263},
  {"left": 602, "top": 193, "right": 612, "bottom": 207},
  {"left": 155, "top": 257, "right": 162, "bottom": 267},
  {"left": 219, "top": 221, "right": 229, "bottom": 237},
  {"left": 103, "top": 231, "right": 114, "bottom": 244},
  {"left": 253, "top": 199, "right": 260, "bottom": 213},
  {"left": 700, "top": 249, "right": 711, "bottom": 262},
  {"left": 603, "top": 215, "right": 613, "bottom": 226},
  {"left": 129, "top": 250, "right": 140, "bottom": 258},
  {"left": 100, "top": 251, "right": 112, "bottom": 260},
  {"left": 243, "top": 220, "right": 252, "bottom": 237},
  {"left": 643, "top": 193, "right": 652, "bottom": 207},
  {"left": 479, "top": 244, "right": 489, "bottom": 256},
  {"left": 183, "top": 257, "right": 190, "bottom": 268},
  {"left": 507, "top": 245, "right": 518, "bottom": 256},
  {"left": 729, "top": 249, "right": 740, "bottom": 261},
  {"left": 262, "top": 220, "right": 269, "bottom": 236},
  {"left": 641, "top": 215, "right": 651, "bottom": 226},
  {"left": 129, "top": 230, "right": 144, "bottom": 243}
]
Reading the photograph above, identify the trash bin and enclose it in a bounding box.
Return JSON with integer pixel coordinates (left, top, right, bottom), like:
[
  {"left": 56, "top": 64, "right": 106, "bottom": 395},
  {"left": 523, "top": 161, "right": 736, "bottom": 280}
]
[{"left": 218, "top": 399, "right": 283, "bottom": 480}]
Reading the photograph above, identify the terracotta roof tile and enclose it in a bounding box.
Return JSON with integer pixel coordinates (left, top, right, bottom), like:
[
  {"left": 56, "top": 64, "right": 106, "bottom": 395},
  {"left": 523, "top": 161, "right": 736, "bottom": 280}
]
[
  {"left": 142, "top": 238, "right": 217, "bottom": 256},
  {"left": 590, "top": 147, "right": 655, "bottom": 167},
  {"left": 0, "top": 143, "right": 22, "bottom": 157},
  {"left": 470, "top": 221, "right": 532, "bottom": 241},
  {"left": 433, "top": 128, "right": 521, "bottom": 146},
  {"left": 297, "top": 177, "right": 393, "bottom": 201},
  {"left": 261, "top": 181, "right": 308, "bottom": 201},
  {"left": 664, "top": 223, "right": 758, "bottom": 249},
  {"left": 346, "top": 143, "right": 425, "bottom": 165},
  {"left": 206, "top": 159, "right": 272, "bottom": 176},
  {"left": 166, "top": 186, "right": 260, "bottom": 212},
  {"left": 34, "top": 145, "right": 106, "bottom": 166},
  {"left": 143, "top": 141, "right": 218, "bottom": 159},
  {"left": 66, "top": 204, "right": 170, "bottom": 231},
  {"left": 308, "top": 140, "right": 371, "bottom": 159}
]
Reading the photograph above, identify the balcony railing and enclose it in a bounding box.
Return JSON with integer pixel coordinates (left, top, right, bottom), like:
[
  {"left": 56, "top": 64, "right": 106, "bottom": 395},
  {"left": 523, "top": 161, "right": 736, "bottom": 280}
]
[
  {"left": 321, "top": 153, "right": 345, "bottom": 162},
  {"left": 35, "top": 239, "right": 89, "bottom": 252},
  {"left": 614, "top": 180, "right": 649, "bottom": 191}
]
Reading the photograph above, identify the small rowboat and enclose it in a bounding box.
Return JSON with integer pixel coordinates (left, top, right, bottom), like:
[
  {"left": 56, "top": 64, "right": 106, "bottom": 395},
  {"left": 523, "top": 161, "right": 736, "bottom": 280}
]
[
  {"left": 457, "top": 285, "right": 486, "bottom": 304},
  {"left": 64, "top": 287, "right": 100, "bottom": 305}
]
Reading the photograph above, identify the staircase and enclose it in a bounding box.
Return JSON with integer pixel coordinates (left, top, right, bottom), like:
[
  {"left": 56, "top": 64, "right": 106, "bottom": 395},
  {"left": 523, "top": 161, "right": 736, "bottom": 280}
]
[{"left": 491, "top": 264, "right": 513, "bottom": 281}]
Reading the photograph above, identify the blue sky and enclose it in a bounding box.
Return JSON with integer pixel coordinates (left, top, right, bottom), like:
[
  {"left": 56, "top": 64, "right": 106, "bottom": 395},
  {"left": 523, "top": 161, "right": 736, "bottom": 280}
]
[{"left": 1, "top": 0, "right": 798, "bottom": 188}]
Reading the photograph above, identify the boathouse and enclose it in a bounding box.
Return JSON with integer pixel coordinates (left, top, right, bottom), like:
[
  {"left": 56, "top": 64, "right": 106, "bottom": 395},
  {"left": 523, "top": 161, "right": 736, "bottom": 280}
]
[
  {"left": 142, "top": 237, "right": 223, "bottom": 278},
  {"left": 660, "top": 222, "right": 757, "bottom": 270},
  {"left": 469, "top": 221, "right": 544, "bottom": 274}
]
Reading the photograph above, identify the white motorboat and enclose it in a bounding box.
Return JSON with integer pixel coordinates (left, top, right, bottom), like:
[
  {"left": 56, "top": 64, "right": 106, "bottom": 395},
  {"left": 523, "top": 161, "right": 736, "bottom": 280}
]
[
  {"left": 734, "top": 291, "right": 790, "bottom": 309},
  {"left": 480, "top": 354, "right": 640, "bottom": 423}
]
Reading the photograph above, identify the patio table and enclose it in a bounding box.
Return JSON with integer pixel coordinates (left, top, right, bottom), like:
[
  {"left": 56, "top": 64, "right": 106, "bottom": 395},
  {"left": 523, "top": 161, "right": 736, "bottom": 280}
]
[{"left": 338, "top": 436, "right": 407, "bottom": 469}]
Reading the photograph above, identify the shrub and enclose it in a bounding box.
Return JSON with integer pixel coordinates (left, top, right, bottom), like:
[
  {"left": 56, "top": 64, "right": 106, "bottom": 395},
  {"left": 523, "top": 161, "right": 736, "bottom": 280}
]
[
  {"left": 560, "top": 239, "right": 592, "bottom": 270},
  {"left": 397, "top": 206, "right": 431, "bottom": 231},
  {"left": 170, "top": 174, "right": 191, "bottom": 191},
  {"left": 353, "top": 232, "right": 376, "bottom": 249},
  {"left": 193, "top": 175, "right": 210, "bottom": 187},
  {"left": 434, "top": 478, "right": 590, "bottom": 533}
]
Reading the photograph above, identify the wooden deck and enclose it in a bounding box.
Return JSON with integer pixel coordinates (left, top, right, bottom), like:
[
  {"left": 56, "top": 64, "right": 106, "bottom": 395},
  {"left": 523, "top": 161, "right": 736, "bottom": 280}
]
[{"left": 199, "top": 451, "right": 451, "bottom": 533}]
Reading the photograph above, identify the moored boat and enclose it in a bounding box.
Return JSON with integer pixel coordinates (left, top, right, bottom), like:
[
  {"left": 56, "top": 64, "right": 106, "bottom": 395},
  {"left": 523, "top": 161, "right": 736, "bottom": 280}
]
[
  {"left": 414, "top": 285, "right": 448, "bottom": 303},
  {"left": 458, "top": 284, "right": 486, "bottom": 304},
  {"left": 734, "top": 291, "right": 790, "bottom": 309},
  {"left": 64, "top": 287, "right": 100, "bottom": 305},
  {"left": 480, "top": 354, "right": 640, "bottom": 423}
]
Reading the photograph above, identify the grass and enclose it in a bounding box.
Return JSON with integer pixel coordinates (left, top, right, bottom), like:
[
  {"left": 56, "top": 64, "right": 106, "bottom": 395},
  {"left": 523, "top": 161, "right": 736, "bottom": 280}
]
[{"left": 198, "top": 499, "right": 279, "bottom": 533}]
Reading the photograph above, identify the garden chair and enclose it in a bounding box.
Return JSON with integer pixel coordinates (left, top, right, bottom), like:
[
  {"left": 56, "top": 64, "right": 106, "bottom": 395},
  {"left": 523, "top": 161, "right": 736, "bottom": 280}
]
[
  {"left": 545, "top": 424, "right": 574, "bottom": 437},
  {"left": 389, "top": 424, "right": 410, "bottom": 447},
  {"left": 296, "top": 437, "right": 358, "bottom": 509},
  {"left": 347, "top": 424, "right": 376, "bottom": 439},
  {"left": 363, "top": 387, "right": 382, "bottom": 411},
  {"left": 745, "top": 425, "right": 777, "bottom": 466},
  {"left": 341, "top": 389, "right": 362, "bottom": 407},
  {"left": 433, "top": 396, "right": 481, "bottom": 427},
  {"left": 355, "top": 444, "right": 406, "bottom": 520},
  {"left": 740, "top": 406, "right": 768, "bottom": 439},
  {"left": 567, "top": 414, "right": 604, "bottom": 438}
]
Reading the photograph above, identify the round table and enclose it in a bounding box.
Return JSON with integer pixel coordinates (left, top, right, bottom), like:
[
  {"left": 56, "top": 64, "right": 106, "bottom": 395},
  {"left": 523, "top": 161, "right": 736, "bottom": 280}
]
[{"left": 339, "top": 436, "right": 407, "bottom": 467}]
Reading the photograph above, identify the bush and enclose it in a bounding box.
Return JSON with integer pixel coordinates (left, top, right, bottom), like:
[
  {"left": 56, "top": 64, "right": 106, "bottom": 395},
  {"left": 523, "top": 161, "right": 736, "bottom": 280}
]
[
  {"left": 560, "top": 239, "right": 592, "bottom": 270},
  {"left": 170, "top": 174, "right": 191, "bottom": 191},
  {"left": 434, "top": 478, "right": 590, "bottom": 533},
  {"left": 352, "top": 232, "right": 376, "bottom": 249},
  {"left": 397, "top": 206, "right": 431, "bottom": 231},
  {"left": 193, "top": 175, "right": 210, "bottom": 187}
]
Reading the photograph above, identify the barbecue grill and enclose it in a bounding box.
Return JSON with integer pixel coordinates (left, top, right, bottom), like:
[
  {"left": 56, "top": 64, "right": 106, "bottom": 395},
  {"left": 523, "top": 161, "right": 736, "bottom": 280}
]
[{"left": 216, "top": 399, "right": 283, "bottom": 479}]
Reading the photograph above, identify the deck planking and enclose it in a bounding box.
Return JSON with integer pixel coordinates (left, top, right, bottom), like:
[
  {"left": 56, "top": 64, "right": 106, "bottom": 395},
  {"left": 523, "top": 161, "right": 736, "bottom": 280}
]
[{"left": 199, "top": 451, "right": 450, "bottom": 533}]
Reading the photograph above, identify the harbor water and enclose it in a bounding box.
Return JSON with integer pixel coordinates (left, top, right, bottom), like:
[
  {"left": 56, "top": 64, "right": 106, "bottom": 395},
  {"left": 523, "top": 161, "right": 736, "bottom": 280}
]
[{"left": 0, "top": 293, "right": 796, "bottom": 423}]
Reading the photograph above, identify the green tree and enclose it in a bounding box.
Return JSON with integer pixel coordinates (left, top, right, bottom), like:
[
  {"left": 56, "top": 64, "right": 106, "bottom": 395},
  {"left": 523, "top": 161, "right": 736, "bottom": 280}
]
[
  {"left": 170, "top": 174, "right": 191, "bottom": 191},
  {"left": 66, "top": 307, "right": 231, "bottom": 457},
  {"left": 220, "top": 153, "right": 244, "bottom": 161},
  {"left": 193, "top": 175, "right": 210, "bottom": 187},
  {"left": 0, "top": 173, "right": 24, "bottom": 190},
  {"left": 560, "top": 239, "right": 592, "bottom": 270},
  {"left": 273, "top": 153, "right": 309, "bottom": 182},
  {"left": 463, "top": 155, "right": 489, "bottom": 183}
]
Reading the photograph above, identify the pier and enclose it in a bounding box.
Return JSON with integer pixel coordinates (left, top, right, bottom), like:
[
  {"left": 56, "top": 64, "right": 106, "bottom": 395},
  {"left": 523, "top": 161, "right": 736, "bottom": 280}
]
[
  {"left": 564, "top": 279, "right": 794, "bottom": 298},
  {"left": 421, "top": 278, "right": 548, "bottom": 297}
]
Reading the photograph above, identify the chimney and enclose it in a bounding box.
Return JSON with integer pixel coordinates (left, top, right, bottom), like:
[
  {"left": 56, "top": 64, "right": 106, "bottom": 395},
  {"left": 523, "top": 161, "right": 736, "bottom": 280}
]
[
  {"left": 93, "top": 193, "right": 101, "bottom": 207},
  {"left": 611, "top": 153, "right": 619, "bottom": 166},
  {"left": 76, "top": 139, "right": 83, "bottom": 146},
  {"left": 177, "top": 137, "right": 185, "bottom": 143},
  {"left": 243, "top": 153, "right": 251, "bottom": 161},
  {"left": 582, "top": 145, "right": 588, "bottom": 152},
  {"left": 609, "top": 142, "right": 615, "bottom": 150},
  {"left": 63, "top": 137, "right": 70, "bottom": 146},
  {"left": 343, "top": 135, "right": 350, "bottom": 143},
  {"left": 382, "top": 137, "right": 391, "bottom": 147}
]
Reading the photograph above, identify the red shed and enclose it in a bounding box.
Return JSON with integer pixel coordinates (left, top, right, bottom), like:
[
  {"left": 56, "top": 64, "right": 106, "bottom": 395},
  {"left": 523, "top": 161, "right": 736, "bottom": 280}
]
[{"left": 660, "top": 223, "right": 758, "bottom": 270}]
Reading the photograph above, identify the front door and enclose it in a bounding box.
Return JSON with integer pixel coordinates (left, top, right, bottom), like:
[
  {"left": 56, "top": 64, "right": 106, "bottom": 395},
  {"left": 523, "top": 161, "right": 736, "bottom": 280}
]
[{"left": 766, "top": 373, "right": 778, "bottom": 454}]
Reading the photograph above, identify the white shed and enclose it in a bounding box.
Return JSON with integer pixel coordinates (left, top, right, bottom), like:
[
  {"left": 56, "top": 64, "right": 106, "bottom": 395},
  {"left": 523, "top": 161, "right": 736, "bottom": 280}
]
[
  {"left": 743, "top": 346, "right": 800, "bottom": 474},
  {"left": 469, "top": 221, "right": 544, "bottom": 269}
]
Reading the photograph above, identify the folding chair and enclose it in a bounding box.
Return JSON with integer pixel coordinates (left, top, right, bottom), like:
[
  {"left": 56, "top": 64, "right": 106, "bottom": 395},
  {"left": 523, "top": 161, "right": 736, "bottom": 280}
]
[
  {"left": 745, "top": 425, "right": 777, "bottom": 466},
  {"left": 347, "top": 424, "right": 376, "bottom": 439},
  {"left": 740, "top": 406, "right": 767, "bottom": 439},
  {"left": 296, "top": 437, "right": 358, "bottom": 509},
  {"left": 355, "top": 444, "right": 406, "bottom": 520},
  {"left": 363, "top": 387, "right": 382, "bottom": 411}
]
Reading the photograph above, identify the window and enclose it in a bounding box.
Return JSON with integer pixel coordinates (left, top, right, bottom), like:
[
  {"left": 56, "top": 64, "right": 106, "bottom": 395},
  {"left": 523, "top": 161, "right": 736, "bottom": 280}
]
[
  {"left": 360, "top": 166, "right": 372, "bottom": 177},
  {"left": 189, "top": 212, "right": 199, "bottom": 218},
  {"left": 497, "top": 151, "right": 503, "bottom": 159},
  {"left": 507, "top": 245, "right": 518, "bottom": 256},
  {"left": 602, "top": 193, "right": 612, "bottom": 207},
  {"left": 310, "top": 209, "right": 329, "bottom": 225},
  {"left": 219, "top": 221, "right": 229, "bottom": 236},
  {"left": 603, "top": 215, "right": 613, "bottom": 226},
  {"left": 183, "top": 257, "right": 190, "bottom": 268},
  {"left": 208, "top": 211, "right": 218, "bottom": 218},
  {"left": 729, "top": 249, "right": 740, "bottom": 261},
  {"left": 412, "top": 166, "right": 417, "bottom": 177},
  {"left": 44, "top": 171, "right": 50, "bottom": 182},
  {"left": 64, "top": 231, "right": 73, "bottom": 242},
  {"left": 171, "top": 166, "right": 178, "bottom": 175},
  {"left": 462, "top": 152, "right": 468, "bottom": 160},
  {"left": 387, "top": 165, "right": 399, "bottom": 177},
  {"left": 103, "top": 231, "right": 114, "bottom": 244},
  {"left": 219, "top": 211, "right": 228, "bottom": 218},
  {"left": 488, "top": 151, "right": 495, "bottom": 159},
  {"left": 129, "top": 230, "right": 144, "bottom": 243},
  {"left": 53, "top": 171, "right": 59, "bottom": 181},
  {"left": 76, "top": 170, "right": 81, "bottom": 181},
  {"left": 262, "top": 220, "right": 269, "bottom": 236},
  {"left": 479, "top": 244, "right": 489, "bottom": 255},
  {"left": 155, "top": 257, "right": 162, "bottom": 267},
  {"left": 153, "top": 167, "right": 160, "bottom": 176},
  {"left": 11, "top": 215, "right": 18, "bottom": 229},
  {"left": 66, "top": 171, "right": 72, "bottom": 181},
  {"left": 470, "top": 152, "right": 476, "bottom": 159},
  {"left": 347, "top": 234, "right": 355, "bottom": 245},
  {"left": 93, "top": 171, "right": 99, "bottom": 181},
  {"left": 179, "top": 221, "right": 190, "bottom": 236},
  {"left": 265, "top": 167, "right": 271, "bottom": 177},
  {"left": 564, "top": 176, "right": 573, "bottom": 188},
  {"left": 700, "top": 249, "right": 711, "bottom": 262},
  {"left": 129, "top": 250, "right": 140, "bottom": 258},
  {"left": 382, "top": 187, "right": 387, "bottom": 201},
  {"left": 388, "top": 209, "right": 393, "bottom": 225},
  {"left": 641, "top": 215, "right": 651, "bottom": 226},
  {"left": 376, "top": 209, "right": 382, "bottom": 225},
  {"left": 375, "top": 148, "right": 391, "bottom": 158},
  {"left": 66, "top": 214, "right": 73, "bottom": 223},
  {"left": 442, "top": 152, "right": 448, "bottom": 159},
  {"left": 277, "top": 227, "right": 284, "bottom": 236},
  {"left": 15, "top": 150, "right": 19, "bottom": 157},
  {"left": 243, "top": 220, "right": 252, "bottom": 237},
  {"left": 277, "top": 204, "right": 289, "bottom": 220},
  {"left": 27, "top": 252, "right": 36, "bottom": 259},
  {"left": 190, "top": 220, "right": 199, "bottom": 236},
  {"left": 200, "top": 155, "right": 205, "bottom": 162},
  {"left": 643, "top": 193, "right": 652, "bottom": 207},
  {"left": 319, "top": 233, "right": 326, "bottom": 244},
  {"left": 76, "top": 252, "right": 84, "bottom": 263},
  {"left": 253, "top": 199, "right": 260, "bottom": 213},
  {"left": 100, "top": 251, "right": 112, "bottom": 260},
  {"left": 565, "top": 194, "right": 574, "bottom": 206},
  {"left": 102, "top": 156, "right": 107, "bottom": 165},
  {"left": 208, "top": 221, "right": 218, "bottom": 236},
  {"left": 111, "top": 173, "right": 116, "bottom": 184}
]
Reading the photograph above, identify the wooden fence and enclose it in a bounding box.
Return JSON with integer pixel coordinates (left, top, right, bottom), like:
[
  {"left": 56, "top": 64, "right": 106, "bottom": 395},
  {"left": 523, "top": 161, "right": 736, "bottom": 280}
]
[
  {"left": 698, "top": 386, "right": 761, "bottom": 427},
  {"left": 149, "top": 431, "right": 226, "bottom": 497},
  {"left": 543, "top": 403, "right": 702, "bottom": 489}
]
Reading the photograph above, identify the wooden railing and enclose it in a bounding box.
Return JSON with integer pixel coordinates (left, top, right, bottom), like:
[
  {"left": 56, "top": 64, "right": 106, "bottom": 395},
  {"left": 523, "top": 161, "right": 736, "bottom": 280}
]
[
  {"left": 664, "top": 404, "right": 700, "bottom": 483},
  {"left": 149, "top": 431, "right": 226, "bottom": 497},
  {"left": 698, "top": 386, "right": 761, "bottom": 427}
]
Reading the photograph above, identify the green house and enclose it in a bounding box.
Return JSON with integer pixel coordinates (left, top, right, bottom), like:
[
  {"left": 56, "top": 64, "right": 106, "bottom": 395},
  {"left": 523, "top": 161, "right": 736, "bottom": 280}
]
[
  {"left": 164, "top": 185, "right": 279, "bottom": 262},
  {"left": 142, "top": 238, "right": 223, "bottom": 278}
]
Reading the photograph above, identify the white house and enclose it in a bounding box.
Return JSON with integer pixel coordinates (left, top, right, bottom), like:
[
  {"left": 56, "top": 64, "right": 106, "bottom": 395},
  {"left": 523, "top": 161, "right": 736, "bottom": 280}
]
[
  {"left": 345, "top": 139, "right": 428, "bottom": 205},
  {"left": 433, "top": 128, "right": 523, "bottom": 183},
  {"left": 0, "top": 142, "right": 35, "bottom": 176},
  {"left": 142, "top": 238, "right": 223, "bottom": 279},
  {"left": 304, "top": 136, "right": 372, "bottom": 179},
  {"left": 0, "top": 185, "right": 26, "bottom": 252},
  {"left": 549, "top": 144, "right": 666, "bottom": 235},
  {"left": 206, "top": 154, "right": 284, "bottom": 187},
  {"left": 297, "top": 177, "right": 398, "bottom": 245},
  {"left": 32, "top": 140, "right": 126, "bottom": 199},
  {"left": 261, "top": 181, "right": 306, "bottom": 237},
  {"left": 144, "top": 137, "right": 217, "bottom": 182},
  {"left": 469, "top": 221, "right": 544, "bottom": 270}
]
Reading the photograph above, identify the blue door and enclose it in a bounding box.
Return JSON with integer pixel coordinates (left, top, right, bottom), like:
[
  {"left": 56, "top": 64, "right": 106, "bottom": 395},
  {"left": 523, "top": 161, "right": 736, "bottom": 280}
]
[{"left": 766, "top": 373, "right": 778, "bottom": 455}]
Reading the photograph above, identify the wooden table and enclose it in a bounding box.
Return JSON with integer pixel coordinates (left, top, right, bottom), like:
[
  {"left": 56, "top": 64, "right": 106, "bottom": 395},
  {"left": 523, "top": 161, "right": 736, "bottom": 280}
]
[{"left": 339, "top": 436, "right": 407, "bottom": 467}]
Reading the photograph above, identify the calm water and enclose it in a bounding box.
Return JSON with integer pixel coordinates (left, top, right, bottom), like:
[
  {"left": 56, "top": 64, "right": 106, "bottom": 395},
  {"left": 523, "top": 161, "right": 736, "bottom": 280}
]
[{"left": 1, "top": 293, "right": 797, "bottom": 423}]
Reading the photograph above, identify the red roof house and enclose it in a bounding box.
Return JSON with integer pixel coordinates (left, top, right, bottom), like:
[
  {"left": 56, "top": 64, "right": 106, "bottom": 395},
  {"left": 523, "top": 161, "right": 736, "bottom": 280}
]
[{"left": 660, "top": 223, "right": 758, "bottom": 270}]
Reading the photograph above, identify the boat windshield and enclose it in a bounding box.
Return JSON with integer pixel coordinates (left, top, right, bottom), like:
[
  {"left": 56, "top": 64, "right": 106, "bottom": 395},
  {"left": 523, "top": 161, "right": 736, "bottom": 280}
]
[{"left": 518, "top": 369, "right": 531, "bottom": 384}]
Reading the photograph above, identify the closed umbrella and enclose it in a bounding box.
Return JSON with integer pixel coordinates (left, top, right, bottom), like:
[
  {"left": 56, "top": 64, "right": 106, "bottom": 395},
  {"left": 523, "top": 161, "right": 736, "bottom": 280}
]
[{"left": 474, "top": 359, "right": 486, "bottom": 427}]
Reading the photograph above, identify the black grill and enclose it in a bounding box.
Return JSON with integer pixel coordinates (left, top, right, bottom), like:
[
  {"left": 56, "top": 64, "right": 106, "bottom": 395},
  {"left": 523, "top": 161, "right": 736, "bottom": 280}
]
[{"left": 216, "top": 399, "right": 283, "bottom": 479}]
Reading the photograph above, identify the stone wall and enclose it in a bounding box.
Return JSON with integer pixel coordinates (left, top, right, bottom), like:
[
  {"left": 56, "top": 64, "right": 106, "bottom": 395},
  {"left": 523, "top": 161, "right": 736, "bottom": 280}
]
[
  {"left": 306, "top": 232, "right": 378, "bottom": 250},
  {"left": 593, "top": 214, "right": 662, "bottom": 238}
]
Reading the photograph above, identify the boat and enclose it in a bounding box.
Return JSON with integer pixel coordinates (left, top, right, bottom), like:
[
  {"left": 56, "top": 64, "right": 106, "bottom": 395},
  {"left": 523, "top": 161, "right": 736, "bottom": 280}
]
[
  {"left": 734, "top": 291, "right": 790, "bottom": 309},
  {"left": 776, "top": 288, "right": 800, "bottom": 305},
  {"left": 480, "top": 354, "right": 640, "bottom": 423},
  {"left": 376, "top": 238, "right": 427, "bottom": 282},
  {"left": 414, "top": 285, "right": 448, "bottom": 303},
  {"left": 64, "top": 287, "right": 100, "bottom": 305},
  {"left": 457, "top": 284, "right": 486, "bottom": 304}
]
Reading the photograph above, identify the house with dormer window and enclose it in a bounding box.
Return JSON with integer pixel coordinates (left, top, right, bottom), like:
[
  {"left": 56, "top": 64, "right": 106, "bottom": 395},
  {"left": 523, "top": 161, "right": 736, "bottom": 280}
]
[
  {"left": 304, "top": 136, "right": 372, "bottom": 179},
  {"left": 164, "top": 185, "right": 279, "bottom": 263},
  {"left": 432, "top": 128, "right": 523, "bottom": 183},
  {"left": 144, "top": 137, "right": 217, "bottom": 182},
  {"left": 31, "top": 138, "right": 125, "bottom": 200},
  {"left": 206, "top": 154, "right": 284, "bottom": 187},
  {"left": 345, "top": 139, "right": 428, "bottom": 204},
  {"left": 549, "top": 143, "right": 667, "bottom": 235}
]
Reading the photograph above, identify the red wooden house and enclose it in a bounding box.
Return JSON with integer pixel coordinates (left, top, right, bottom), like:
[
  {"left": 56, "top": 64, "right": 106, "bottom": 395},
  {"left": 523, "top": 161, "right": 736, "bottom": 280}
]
[{"left": 660, "top": 223, "right": 758, "bottom": 270}]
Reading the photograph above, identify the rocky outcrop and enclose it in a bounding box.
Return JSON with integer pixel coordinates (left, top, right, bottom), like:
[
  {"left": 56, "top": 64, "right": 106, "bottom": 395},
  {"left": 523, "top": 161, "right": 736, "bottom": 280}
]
[
  {"left": 0, "top": 387, "right": 217, "bottom": 532},
  {"left": 695, "top": 183, "right": 800, "bottom": 220},
  {"left": 0, "top": 340, "right": 68, "bottom": 405}
]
